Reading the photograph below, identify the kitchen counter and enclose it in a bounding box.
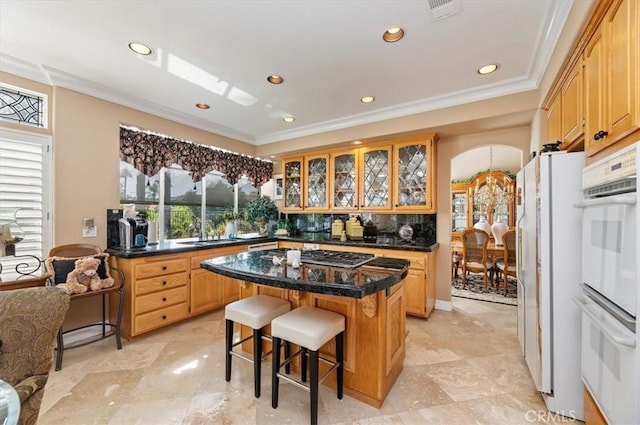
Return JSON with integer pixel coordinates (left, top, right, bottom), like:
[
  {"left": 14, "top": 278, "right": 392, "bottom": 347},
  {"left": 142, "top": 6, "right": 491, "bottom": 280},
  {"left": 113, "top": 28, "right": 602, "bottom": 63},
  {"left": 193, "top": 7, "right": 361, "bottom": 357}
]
[
  {"left": 106, "top": 234, "right": 437, "bottom": 259},
  {"left": 203, "top": 248, "right": 409, "bottom": 408},
  {"left": 200, "top": 249, "right": 409, "bottom": 298}
]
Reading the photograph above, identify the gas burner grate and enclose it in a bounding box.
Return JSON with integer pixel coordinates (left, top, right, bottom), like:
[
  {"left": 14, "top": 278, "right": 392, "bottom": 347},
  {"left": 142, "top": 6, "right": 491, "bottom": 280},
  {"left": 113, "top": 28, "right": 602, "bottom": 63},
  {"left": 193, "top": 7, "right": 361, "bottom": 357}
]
[{"left": 261, "top": 249, "right": 374, "bottom": 269}]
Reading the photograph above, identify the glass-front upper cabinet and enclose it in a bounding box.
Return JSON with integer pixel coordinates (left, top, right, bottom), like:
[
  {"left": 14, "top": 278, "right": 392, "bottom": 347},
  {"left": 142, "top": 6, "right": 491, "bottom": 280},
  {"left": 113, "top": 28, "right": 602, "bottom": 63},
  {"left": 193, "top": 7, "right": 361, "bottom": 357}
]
[
  {"left": 393, "top": 137, "right": 435, "bottom": 212},
  {"left": 451, "top": 183, "right": 468, "bottom": 234},
  {"left": 360, "top": 145, "right": 393, "bottom": 210},
  {"left": 304, "top": 154, "right": 329, "bottom": 211},
  {"left": 330, "top": 149, "right": 359, "bottom": 210},
  {"left": 282, "top": 157, "right": 303, "bottom": 211}
]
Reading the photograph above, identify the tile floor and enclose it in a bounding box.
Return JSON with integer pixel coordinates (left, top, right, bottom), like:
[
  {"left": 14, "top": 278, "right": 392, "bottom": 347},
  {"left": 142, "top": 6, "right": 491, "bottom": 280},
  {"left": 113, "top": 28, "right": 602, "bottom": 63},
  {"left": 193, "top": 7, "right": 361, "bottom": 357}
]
[{"left": 38, "top": 297, "right": 581, "bottom": 424}]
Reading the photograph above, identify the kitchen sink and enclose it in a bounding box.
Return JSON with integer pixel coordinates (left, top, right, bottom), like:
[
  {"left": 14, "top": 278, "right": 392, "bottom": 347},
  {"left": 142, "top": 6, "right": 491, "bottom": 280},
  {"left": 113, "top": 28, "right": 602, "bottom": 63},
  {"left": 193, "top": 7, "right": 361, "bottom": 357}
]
[{"left": 176, "top": 240, "right": 228, "bottom": 246}]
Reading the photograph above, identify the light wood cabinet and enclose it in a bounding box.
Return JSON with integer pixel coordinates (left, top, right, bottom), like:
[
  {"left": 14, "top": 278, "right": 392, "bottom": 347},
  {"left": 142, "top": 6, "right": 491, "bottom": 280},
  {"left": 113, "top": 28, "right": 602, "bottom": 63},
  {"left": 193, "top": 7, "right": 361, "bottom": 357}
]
[
  {"left": 546, "top": 93, "right": 562, "bottom": 146},
  {"left": 359, "top": 145, "right": 393, "bottom": 210},
  {"left": 282, "top": 157, "right": 303, "bottom": 211},
  {"left": 330, "top": 148, "right": 360, "bottom": 211},
  {"left": 303, "top": 153, "right": 330, "bottom": 211},
  {"left": 393, "top": 136, "right": 437, "bottom": 212},
  {"left": 286, "top": 134, "right": 437, "bottom": 213},
  {"left": 111, "top": 245, "right": 244, "bottom": 339},
  {"left": 548, "top": 0, "right": 639, "bottom": 159},
  {"left": 561, "top": 60, "right": 584, "bottom": 148}
]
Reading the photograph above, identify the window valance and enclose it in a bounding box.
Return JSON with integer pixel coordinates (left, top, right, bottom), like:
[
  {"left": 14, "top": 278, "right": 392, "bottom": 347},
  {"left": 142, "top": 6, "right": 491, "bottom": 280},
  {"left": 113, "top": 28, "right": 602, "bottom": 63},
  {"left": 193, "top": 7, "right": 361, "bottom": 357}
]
[{"left": 119, "top": 127, "right": 273, "bottom": 185}]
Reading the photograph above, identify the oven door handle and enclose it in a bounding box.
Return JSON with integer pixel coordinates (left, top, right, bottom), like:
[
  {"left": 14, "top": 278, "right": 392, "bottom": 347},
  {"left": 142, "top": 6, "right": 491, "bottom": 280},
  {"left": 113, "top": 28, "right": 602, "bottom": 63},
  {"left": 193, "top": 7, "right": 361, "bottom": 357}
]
[
  {"left": 574, "top": 296, "right": 636, "bottom": 348},
  {"left": 573, "top": 195, "right": 636, "bottom": 208}
]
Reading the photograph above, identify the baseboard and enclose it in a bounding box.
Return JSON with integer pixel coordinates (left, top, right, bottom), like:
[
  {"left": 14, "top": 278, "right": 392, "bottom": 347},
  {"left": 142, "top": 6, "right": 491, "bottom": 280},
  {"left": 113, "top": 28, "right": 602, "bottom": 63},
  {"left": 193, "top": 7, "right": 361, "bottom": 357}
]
[{"left": 435, "top": 299, "right": 452, "bottom": 311}]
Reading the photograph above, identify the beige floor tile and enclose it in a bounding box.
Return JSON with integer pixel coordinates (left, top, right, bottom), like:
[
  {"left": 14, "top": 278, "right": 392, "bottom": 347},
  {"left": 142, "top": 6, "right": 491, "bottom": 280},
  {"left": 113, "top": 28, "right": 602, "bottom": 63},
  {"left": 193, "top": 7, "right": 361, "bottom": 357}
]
[{"left": 37, "top": 297, "right": 567, "bottom": 425}]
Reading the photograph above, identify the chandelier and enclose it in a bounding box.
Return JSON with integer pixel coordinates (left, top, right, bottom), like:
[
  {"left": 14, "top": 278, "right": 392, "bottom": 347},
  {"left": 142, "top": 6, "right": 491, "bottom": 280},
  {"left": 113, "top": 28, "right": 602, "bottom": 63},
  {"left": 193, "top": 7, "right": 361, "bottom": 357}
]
[{"left": 469, "top": 146, "right": 514, "bottom": 217}]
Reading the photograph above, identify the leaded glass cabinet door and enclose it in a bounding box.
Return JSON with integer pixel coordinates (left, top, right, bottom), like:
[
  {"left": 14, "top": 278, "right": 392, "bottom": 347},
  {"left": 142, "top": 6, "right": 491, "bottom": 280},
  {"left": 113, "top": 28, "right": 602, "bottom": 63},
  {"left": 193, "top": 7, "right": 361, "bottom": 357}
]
[
  {"left": 360, "top": 145, "right": 392, "bottom": 210},
  {"left": 331, "top": 150, "right": 359, "bottom": 210},
  {"left": 282, "top": 157, "right": 303, "bottom": 211},
  {"left": 393, "top": 138, "right": 435, "bottom": 211},
  {"left": 304, "top": 154, "right": 329, "bottom": 211}
]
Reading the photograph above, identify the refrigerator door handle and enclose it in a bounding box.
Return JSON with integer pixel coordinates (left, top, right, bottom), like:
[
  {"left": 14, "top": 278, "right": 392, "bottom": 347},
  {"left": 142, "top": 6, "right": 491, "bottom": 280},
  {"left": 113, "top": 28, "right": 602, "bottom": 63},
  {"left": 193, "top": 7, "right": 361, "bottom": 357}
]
[{"left": 573, "top": 195, "right": 636, "bottom": 208}]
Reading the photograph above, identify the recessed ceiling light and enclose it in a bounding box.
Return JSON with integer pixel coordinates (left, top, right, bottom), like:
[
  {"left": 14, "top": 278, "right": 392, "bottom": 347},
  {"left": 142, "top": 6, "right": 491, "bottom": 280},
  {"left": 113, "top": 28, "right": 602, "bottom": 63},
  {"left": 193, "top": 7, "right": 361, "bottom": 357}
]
[
  {"left": 128, "top": 42, "right": 152, "bottom": 56},
  {"left": 196, "top": 103, "right": 210, "bottom": 109},
  {"left": 267, "top": 75, "right": 284, "bottom": 84},
  {"left": 383, "top": 27, "right": 405, "bottom": 43},
  {"left": 477, "top": 64, "right": 499, "bottom": 75},
  {"left": 353, "top": 140, "right": 363, "bottom": 145},
  {"left": 361, "top": 96, "right": 375, "bottom": 104},
  {"left": 283, "top": 116, "right": 295, "bottom": 123}
]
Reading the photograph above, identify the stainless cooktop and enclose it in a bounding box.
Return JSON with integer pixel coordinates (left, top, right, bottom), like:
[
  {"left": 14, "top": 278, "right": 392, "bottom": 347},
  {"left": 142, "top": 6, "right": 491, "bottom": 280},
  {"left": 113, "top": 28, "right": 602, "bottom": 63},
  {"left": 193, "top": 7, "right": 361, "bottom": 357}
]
[{"left": 261, "top": 249, "right": 374, "bottom": 269}]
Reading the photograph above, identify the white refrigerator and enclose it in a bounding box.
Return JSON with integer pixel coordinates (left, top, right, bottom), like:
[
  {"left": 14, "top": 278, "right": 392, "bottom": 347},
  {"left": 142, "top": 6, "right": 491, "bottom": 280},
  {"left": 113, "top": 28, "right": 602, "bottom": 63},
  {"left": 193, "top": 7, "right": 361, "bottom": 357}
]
[{"left": 516, "top": 151, "right": 584, "bottom": 420}]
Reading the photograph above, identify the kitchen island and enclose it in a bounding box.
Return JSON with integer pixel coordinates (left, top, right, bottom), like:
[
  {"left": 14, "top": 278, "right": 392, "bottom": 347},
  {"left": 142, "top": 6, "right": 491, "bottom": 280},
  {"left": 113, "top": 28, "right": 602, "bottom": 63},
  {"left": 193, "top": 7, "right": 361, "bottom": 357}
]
[{"left": 201, "top": 249, "right": 410, "bottom": 408}]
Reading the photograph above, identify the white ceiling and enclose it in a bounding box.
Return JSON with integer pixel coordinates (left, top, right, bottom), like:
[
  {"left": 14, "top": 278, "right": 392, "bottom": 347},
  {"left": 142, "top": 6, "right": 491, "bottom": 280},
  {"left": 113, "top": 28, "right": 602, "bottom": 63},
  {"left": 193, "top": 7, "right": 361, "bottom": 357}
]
[{"left": 0, "top": 0, "right": 576, "bottom": 146}]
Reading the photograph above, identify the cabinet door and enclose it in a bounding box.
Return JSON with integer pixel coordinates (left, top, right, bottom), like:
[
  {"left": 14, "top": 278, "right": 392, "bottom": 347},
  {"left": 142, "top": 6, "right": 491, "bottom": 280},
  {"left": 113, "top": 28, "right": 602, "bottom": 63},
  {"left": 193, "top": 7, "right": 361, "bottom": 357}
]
[
  {"left": 304, "top": 154, "right": 329, "bottom": 211},
  {"left": 546, "top": 94, "right": 562, "bottom": 144},
  {"left": 605, "top": 0, "right": 639, "bottom": 144},
  {"left": 404, "top": 268, "right": 427, "bottom": 317},
  {"left": 221, "top": 275, "right": 240, "bottom": 305},
  {"left": 561, "top": 61, "right": 584, "bottom": 147},
  {"left": 360, "top": 145, "right": 392, "bottom": 210},
  {"left": 451, "top": 190, "right": 468, "bottom": 233},
  {"left": 393, "top": 139, "right": 435, "bottom": 211},
  {"left": 330, "top": 150, "right": 359, "bottom": 210},
  {"left": 584, "top": 27, "right": 606, "bottom": 154},
  {"left": 282, "top": 158, "right": 303, "bottom": 211},
  {"left": 190, "top": 268, "right": 222, "bottom": 315}
]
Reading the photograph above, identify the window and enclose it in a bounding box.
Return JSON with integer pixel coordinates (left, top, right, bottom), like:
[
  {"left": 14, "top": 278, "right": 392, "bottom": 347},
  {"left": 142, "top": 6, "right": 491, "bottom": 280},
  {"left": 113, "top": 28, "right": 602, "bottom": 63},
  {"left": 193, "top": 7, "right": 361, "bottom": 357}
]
[
  {"left": 0, "top": 128, "right": 51, "bottom": 278},
  {"left": 119, "top": 161, "right": 260, "bottom": 240},
  {"left": 0, "top": 84, "right": 47, "bottom": 128}
]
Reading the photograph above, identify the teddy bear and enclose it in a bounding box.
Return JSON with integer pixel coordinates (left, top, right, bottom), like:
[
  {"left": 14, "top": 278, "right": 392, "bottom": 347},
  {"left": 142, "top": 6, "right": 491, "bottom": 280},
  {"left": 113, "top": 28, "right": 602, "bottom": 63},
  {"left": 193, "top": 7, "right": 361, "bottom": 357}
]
[{"left": 56, "top": 257, "right": 114, "bottom": 294}]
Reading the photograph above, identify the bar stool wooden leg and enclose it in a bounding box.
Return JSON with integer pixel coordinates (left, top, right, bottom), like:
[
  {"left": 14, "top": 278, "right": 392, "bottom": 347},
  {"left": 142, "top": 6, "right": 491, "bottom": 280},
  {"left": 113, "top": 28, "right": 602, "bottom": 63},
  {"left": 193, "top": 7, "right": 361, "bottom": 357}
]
[
  {"left": 336, "top": 331, "right": 344, "bottom": 399},
  {"left": 225, "top": 319, "right": 233, "bottom": 382},
  {"left": 301, "top": 347, "right": 308, "bottom": 383},
  {"left": 271, "top": 336, "right": 281, "bottom": 409},
  {"left": 253, "top": 327, "right": 262, "bottom": 398},
  {"left": 309, "top": 350, "right": 319, "bottom": 425}
]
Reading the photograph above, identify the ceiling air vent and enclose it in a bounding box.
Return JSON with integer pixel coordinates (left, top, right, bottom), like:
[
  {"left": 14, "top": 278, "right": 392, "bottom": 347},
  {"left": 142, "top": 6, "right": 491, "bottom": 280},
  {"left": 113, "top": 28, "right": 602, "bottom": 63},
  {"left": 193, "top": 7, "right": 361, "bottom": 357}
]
[{"left": 427, "top": 0, "right": 462, "bottom": 21}]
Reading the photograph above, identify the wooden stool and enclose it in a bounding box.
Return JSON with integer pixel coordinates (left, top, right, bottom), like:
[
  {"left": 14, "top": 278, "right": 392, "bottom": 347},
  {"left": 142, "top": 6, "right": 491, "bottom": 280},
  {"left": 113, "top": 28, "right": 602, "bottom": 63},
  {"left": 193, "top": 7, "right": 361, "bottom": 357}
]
[
  {"left": 225, "top": 295, "right": 291, "bottom": 398},
  {"left": 271, "top": 306, "right": 345, "bottom": 425}
]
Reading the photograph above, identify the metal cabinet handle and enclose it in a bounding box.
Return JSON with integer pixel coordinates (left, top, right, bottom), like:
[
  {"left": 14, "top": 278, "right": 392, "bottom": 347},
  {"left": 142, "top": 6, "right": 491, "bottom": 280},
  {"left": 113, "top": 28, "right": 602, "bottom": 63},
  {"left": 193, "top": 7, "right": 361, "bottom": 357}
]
[
  {"left": 162, "top": 281, "right": 167, "bottom": 286},
  {"left": 162, "top": 315, "right": 167, "bottom": 320},
  {"left": 162, "top": 297, "right": 167, "bottom": 302},
  {"left": 593, "top": 130, "right": 608, "bottom": 140},
  {"left": 162, "top": 266, "right": 167, "bottom": 270}
]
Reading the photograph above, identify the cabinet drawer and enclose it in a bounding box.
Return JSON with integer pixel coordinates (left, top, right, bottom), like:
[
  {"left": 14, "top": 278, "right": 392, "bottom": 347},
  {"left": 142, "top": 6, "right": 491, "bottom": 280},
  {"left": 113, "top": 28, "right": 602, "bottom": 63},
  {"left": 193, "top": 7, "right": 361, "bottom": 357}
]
[
  {"left": 134, "top": 302, "right": 189, "bottom": 335},
  {"left": 136, "top": 286, "right": 188, "bottom": 314},
  {"left": 134, "top": 257, "right": 188, "bottom": 279},
  {"left": 135, "top": 272, "right": 189, "bottom": 296}
]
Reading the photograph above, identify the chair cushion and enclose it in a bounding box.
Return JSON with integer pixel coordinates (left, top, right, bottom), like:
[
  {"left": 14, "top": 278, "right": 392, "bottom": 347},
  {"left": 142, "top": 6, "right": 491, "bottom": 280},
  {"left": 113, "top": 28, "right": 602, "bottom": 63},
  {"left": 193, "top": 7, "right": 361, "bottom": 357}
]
[
  {"left": 496, "top": 260, "right": 516, "bottom": 273},
  {"left": 225, "top": 295, "right": 290, "bottom": 329},
  {"left": 45, "top": 253, "right": 112, "bottom": 284},
  {"left": 271, "top": 306, "right": 345, "bottom": 351}
]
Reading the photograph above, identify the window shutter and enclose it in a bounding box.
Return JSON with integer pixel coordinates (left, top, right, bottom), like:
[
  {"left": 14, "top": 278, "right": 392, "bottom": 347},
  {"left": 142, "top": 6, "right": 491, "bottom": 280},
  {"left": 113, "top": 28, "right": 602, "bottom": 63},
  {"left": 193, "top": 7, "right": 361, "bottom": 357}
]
[{"left": 0, "top": 133, "right": 48, "bottom": 276}]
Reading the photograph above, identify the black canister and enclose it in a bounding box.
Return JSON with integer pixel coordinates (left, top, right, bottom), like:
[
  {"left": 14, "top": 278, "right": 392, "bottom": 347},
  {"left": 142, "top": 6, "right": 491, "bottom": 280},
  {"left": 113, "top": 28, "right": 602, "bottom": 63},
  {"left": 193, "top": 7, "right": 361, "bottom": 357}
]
[{"left": 363, "top": 220, "right": 378, "bottom": 243}]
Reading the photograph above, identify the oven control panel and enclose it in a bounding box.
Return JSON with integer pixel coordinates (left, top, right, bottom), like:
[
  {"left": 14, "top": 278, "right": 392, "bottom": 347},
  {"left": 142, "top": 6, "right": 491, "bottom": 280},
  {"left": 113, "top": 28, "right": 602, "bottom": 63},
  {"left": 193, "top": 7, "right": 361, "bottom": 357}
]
[{"left": 583, "top": 142, "right": 638, "bottom": 195}]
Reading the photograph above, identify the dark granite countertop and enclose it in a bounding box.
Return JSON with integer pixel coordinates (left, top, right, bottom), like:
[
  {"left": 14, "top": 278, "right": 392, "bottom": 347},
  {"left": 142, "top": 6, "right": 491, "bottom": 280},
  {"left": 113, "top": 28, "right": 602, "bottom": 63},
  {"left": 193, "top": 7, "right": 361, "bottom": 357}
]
[
  {"left": 201, "top": 251, "right": 409, "bottom": 299},
  {"left": 106, "top": 235, "right": 438, "bottom": 259},
  {"left": 105, "top": 237, "right": 276, "bottom": 259},
  {"left": 279, "top": 234, "right": 439, "bottom": 252}
]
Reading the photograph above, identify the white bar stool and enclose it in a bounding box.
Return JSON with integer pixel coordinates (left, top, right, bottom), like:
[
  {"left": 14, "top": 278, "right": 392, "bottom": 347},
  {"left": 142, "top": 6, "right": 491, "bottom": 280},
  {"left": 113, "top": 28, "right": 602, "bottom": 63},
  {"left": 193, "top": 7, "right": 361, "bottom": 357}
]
[
  {"left": 271, "top": 306, "right": 345, "bottom": 425},
  {"left": 225, "top": 295, "right": 291, "bottom": 398}
]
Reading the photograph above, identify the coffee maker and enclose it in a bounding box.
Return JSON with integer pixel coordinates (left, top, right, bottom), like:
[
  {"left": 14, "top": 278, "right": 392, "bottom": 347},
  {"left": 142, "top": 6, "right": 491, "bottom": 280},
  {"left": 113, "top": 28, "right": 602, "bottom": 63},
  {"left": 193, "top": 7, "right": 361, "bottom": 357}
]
[{"left": 118, "top": 217, "right": 148, "bottom": 249}]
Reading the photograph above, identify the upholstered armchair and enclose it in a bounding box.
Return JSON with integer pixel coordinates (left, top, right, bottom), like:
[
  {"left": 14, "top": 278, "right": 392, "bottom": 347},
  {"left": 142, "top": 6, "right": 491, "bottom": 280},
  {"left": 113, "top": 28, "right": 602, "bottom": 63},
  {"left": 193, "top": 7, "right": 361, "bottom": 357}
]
[{"left": 0, "top": 287, "right": 70, "bottom": 425}]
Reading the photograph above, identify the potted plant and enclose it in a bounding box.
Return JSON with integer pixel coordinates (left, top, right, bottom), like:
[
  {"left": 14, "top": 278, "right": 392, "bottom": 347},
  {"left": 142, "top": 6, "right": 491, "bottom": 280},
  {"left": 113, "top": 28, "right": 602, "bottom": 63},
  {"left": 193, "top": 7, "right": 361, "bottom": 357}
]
[
  {"left": 221, "top": 208, "right": 241, "bottom": 238},
  {"left": 243, "top": 195, "right": 279, "bottom": 235}
]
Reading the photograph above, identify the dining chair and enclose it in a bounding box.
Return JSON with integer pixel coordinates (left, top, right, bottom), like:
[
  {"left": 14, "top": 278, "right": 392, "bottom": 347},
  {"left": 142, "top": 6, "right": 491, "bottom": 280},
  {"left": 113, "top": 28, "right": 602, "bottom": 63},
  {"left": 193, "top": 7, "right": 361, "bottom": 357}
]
[
  {"left": 460, "top": 228, "right": 494, "bottom": 292},
  {"left": 495, "top": 230, "right": 516, "bottom": 296}
]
